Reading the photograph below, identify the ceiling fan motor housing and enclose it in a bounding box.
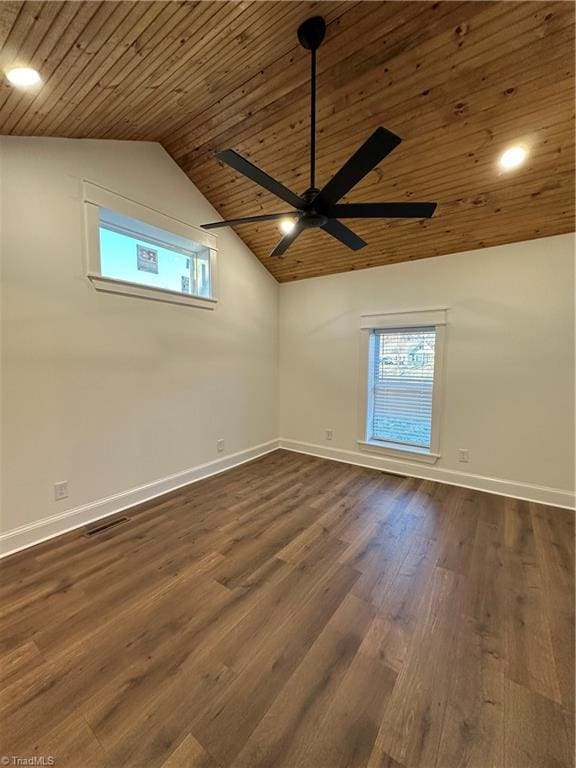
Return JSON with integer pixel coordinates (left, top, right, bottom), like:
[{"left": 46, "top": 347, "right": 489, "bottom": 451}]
[
  {"left": 299, "top": 187, "right": 328, "bottom": 227},
  {"left": 297, "top": 16, "right": 326, "bottom": 51},
  {"left": 300, "top": 212, "right": 328, "bottom": 229}
]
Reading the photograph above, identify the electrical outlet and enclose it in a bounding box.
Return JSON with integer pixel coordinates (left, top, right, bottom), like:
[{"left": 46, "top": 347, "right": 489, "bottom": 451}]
[
  {"left": 325, "top": 429, "right": 334, "bottom": 441},
  {"left": 217, "top": 439, "right": 225, "bottom": 453},
  {"left": 458, "top": 449, "right": 470, "bottom": 463},
  {"left": 54, "top": 481, "right": 68, "bottom": 501}
]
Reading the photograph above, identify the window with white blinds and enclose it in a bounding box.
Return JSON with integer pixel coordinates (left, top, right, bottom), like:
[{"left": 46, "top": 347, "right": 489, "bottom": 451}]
[{"left": 368, "top": 327, "right": 437, "bottom": 449}]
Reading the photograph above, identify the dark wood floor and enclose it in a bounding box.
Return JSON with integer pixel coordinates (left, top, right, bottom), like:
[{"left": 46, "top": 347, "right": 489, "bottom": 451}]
[{"left": 0, "top": 450, "right": 573, "bottom": 768}]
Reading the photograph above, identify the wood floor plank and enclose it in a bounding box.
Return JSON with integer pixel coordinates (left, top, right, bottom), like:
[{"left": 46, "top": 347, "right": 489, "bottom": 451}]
[
  {"left": 0, "top": 639, "right": 44, "bottom": 689},
  {"left": 436, "top": 487, "right": 480, "bottom": 575},
  {"left": 80, "top": 580, "right": 234, "bottom": 739},
  {"left": 0, "top": 578, "right": 232, "bottom": 751},
  {"left": 189, "top": 562, "right": 360, "bottom": 766},
  {"left": 368, "top": 752, "right": 406, "bottom": 768},
  {"left": 530, "top": 502, "right": 575, "bottom": 709},
  {"left": 0, "top": 450, "right": 572, "bottom": 768},
  {"left": 233, "top": 592, "right": 376, "bottom": 768},
  {"left": 504, "top": 678, "right": 572, "bottom": 768},
  {"left": 503, "top": 498, "right": 562, "bottom": 704},
  {"left": 374, "top": 566, "right": 465, "bottom": 767},
  {"left": 297, "top": 631, "right": 397, "bottom": 768},
  {"left": 17, "top": 711, "right": 111, "bottom": 768},
  {"left": 160, "top": 733, "right": 219, "bottom": 768},
  {"left": 463, "top": 516, "right": 507, "bottom": 664},
  {"left": 435, "top": 621, "right": 505, "bottom": 768},
  {"left": 91, "top": 661, "right": 235, "bottom": 768}
]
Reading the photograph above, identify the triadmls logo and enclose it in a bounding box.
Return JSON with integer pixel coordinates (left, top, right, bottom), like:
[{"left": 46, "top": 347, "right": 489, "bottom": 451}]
[{"left": 1, "top": 758, "right": 56, "bottom": 766}]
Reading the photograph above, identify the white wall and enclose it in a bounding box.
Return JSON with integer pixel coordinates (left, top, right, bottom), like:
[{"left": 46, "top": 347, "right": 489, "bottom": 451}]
[
  {"left": 279, "top": 234, "right": 575, "bottom": 507},
  {"left": 0, "top": 137, "right": 279, "bottom": 552}
]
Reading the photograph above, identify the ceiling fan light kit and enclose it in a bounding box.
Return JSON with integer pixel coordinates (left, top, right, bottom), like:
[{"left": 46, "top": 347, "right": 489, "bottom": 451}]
[{"left": 201, "top": 16, "right": 437, "bottom": 258}]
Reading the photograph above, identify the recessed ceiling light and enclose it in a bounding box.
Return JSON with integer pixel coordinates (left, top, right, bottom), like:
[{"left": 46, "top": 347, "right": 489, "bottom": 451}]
[
  {"left": 499, "top": 145, "right": 527, "bottom": 171},
  {"left": 279, "top": 217, "right": 296, "bottom": 235},
  {"left": 6, "top": 67, "right": 41, "bottom": 87}
]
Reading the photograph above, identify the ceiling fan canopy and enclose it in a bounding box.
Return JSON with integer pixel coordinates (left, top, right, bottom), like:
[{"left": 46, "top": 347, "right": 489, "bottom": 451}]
[{"left": 201, "top": 16, "right": 437, "bottom": 258}]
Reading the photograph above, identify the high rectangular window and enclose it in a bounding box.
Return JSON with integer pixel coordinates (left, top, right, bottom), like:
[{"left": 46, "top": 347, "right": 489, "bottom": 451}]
[
  {"left": 368, "top": 328, "right": 436, "bottom": 449},
  {"left": 99, "top": 208, "right": 212, "bottom": 299},
  {"left": 84, "top": 181, "right": 217, "bottom": 309}
]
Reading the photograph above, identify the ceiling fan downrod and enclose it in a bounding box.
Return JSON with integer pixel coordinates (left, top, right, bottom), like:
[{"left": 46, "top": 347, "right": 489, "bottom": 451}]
[{"left": 297, "top": 16, "right": 326, "bottom": 192}]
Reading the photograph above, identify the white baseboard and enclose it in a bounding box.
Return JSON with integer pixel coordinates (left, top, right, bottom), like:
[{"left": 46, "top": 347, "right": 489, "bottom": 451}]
[
  {"left": 279, "top": 439, "right": 575, "bottom": 511},
  {"left": 0, "top": 439, "right": 281, "bottom": 559},
  {"left": 3, "top": 436, "right": 572, "bottom": 559}
]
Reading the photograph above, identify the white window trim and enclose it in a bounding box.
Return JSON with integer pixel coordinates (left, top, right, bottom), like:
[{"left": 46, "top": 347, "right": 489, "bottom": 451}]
[
  {"left": 83, "top": 181, "right": 218, "bottom": 309},
  {"left": 357, "top": 308, "right": 447, "bottom": 464},
  {"left": 360, "top": 308, "right": 447, "bottom": 330}
]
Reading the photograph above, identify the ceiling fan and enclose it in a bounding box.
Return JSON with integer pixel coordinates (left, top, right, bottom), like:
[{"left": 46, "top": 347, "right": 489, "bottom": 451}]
[{"left": 201, "top": 16, "right": 437, "bottom": 257}]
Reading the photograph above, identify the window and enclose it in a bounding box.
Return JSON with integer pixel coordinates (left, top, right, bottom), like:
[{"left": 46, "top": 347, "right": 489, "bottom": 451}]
[
  {"left": 99, "top": 208, "right": 211, "bottom": 298},
  {"left": 358, "top": 310, "right": 446, "bottom": 463},
  {"left": 84, "top": 182, "right": 217, "bottom": 308},
  {"left": 369, "top": 327, "right": 436, "bottom": 448}
]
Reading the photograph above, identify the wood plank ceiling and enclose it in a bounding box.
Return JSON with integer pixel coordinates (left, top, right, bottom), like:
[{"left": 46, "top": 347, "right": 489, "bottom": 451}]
[{"left": 0, "top": 1, "right": 574, "bottom": 282}]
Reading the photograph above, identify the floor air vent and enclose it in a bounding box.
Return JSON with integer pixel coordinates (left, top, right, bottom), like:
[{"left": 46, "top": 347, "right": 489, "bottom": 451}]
[{"left": 85, "top": 516, "right": 129, "bottom": 537}]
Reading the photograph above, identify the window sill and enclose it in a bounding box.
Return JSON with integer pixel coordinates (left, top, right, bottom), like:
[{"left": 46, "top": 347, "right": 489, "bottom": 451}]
[
  {"left": 88, "top": 274, "right": 217, "bottom": 309},
  {"left": 357, "top": 440, "right": 440, "bottom": 465}
]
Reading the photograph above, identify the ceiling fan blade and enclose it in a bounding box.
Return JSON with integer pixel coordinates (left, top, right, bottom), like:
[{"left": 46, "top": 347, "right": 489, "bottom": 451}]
[
  {"left": 321, "top": 219, "right": 366, "bottom": 251},
  {"left": 270, "top": 223, "right": 304, "bottom": 258},
  {"left": 201, "top": 212, "right": 296, "bottom": 230},
  {"left": 329, "top": 202, "right": 437, "bottom": 219},
  {"left": 217, "top": 149, "right": 305, "bottom": 210},
  {"left": 316, "top": 127, "right": 402, "bottom": 207}
]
